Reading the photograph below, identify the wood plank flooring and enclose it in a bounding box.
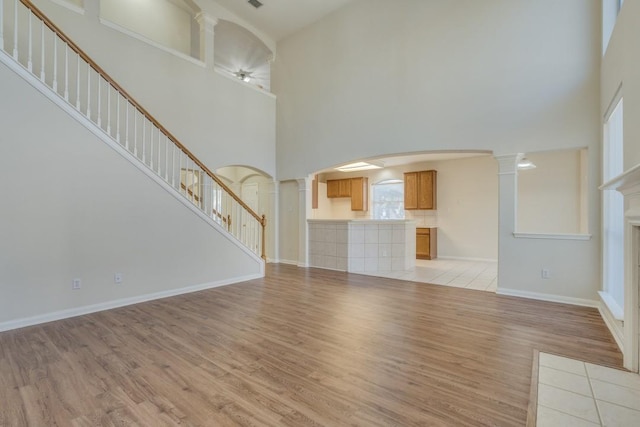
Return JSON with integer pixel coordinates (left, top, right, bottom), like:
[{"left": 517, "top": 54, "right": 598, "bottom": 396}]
[{"left": 0, "top": 264, "right": 622, "bottom": 426}]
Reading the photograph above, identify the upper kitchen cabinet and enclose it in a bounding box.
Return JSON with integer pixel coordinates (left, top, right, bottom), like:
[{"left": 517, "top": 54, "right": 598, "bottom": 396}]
[
  {"left": 350, "top": 177, "right": 368, "bottom": 211},
  {"left": 326, "top": 177, "right": 368, "bottom": 211},
  {"left": 327, "top": 179, "right": 352, "bottom": 198},
  {"left": 404, "top": 170, "right": 437, "bottom": 210}
]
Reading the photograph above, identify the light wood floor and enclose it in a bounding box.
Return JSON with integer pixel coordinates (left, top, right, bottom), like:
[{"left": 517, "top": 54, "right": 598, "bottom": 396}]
[{"left": 0, "top": 264, "right": 622, "bottom": 426}]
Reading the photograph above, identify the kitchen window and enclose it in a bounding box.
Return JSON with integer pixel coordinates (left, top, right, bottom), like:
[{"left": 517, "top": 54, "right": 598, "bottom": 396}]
[{"left": 372, "top": 180, "right": 405, "bottom": 220}]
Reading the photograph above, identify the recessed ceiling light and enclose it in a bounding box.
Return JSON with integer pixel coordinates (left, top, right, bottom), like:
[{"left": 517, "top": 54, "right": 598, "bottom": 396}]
[
  {"left": 248, "top": 0, "right": 263, "bottom": 9},
  {"left": 335, "top": 161, "right": 384, "bottom": 172}
]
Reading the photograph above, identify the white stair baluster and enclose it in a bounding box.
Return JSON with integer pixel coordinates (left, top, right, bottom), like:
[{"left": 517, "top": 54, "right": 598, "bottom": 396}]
[
  {"left": 0, "top": 0, "right": 4, "bottom": 52},
  {"left": 75, "top": 53, "right": 80, "bottom": 109},
  {"left": 12, "top": 0, "right": 17, "bottom": 59},
  {"left": 108, "top": 85, "right": 112, "bottom": 135},
  {"left": 63, "top": 44, "right": 68, "bottom": 100},
  {"left": 96, "top": 76, "right": 101, "bottom": 127},
  {"left": 171, "top": 144, "right": 176, "bottom": 187},
  {"left": 53, "top": 35, "right": 58, "bottom": 92},
  {"left": 125, "top": 102, "right": 130, "bottom": 150},
  {"left": 116, "top": 93, "right": 120, "bottom": 143},
  {"left": 178, "top": 152, "right": 183, "bottom": 193},
  {"left": 150, "top": 125, "right": 155, "bottom": 171},
  {"left": 86, "top": 63, "right": 91, "bottom": 119},
  {"left": 133, "top": 109, "right": 138, "bottom": 156},
  {"left": 39, "top": 20, "right": 44, "bottom": 81},
  {"left": 107, "top": 83, "right": 111, "bottom": 134},
  {"left": 27, "top": 10, "right": 32, "bottom": 71},
  {"left": 186, "top": 158, "right": 191, "bottom": 199},
  {"left": 164, "top": 134, "right": 169, "bottom": 181},
  {"left": 141, "top": 116, "right": 146, "bottom": 164}
]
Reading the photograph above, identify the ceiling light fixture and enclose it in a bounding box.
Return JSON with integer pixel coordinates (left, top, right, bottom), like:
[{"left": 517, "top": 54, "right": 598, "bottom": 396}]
[
  {"left": 234, "top": 69, "right": 252, "bottom": 83},
  {"left": 517, "top": 157, "right": 537, "bottom": 170},
  {"left": 335, "top": 161, "right": 384, "bottom": 172},
  {"left": 248, "top": 0, "right": 263, "bottom": 9}
]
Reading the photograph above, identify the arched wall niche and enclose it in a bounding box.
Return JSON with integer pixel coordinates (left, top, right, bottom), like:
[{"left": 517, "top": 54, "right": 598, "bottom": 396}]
[{"left": 214, "top": 20, "right": 273, "bottom": 91}]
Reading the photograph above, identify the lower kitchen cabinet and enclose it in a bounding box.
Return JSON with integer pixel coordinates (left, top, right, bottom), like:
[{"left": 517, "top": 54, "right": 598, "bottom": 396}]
[{"left": 416, "top": 228, "right": 437, "bottom": 260}]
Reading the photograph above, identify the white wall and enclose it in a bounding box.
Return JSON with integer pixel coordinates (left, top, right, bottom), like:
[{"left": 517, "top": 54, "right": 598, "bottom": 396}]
[
  {"left": 101, "top": 0, "right": 193, "bottom": 55},
  {"left": 274, "top": 0, "right": 601, "bottom": 181},
  {"left": 518, "top": 149, "right": 586, "bottom": 234},
  {"left": 0, "top": 60, "right": 261, "bottom": 327},
  {"left": 275, "top": 0, "right": 602, "bottom": 302},
  {"left": 427, "top": 156, "right": 498, "bottom": 260},
  {"left": 312, "top": 156, "right": 498, "bottom": 260},
  {"left": 34, "top": 0, "right": 277, "bottom": 179}
]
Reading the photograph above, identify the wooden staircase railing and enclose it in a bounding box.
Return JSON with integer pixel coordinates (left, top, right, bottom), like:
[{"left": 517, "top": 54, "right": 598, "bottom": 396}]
[{"left": 0, "top": 0, "right": 266, "bottom": 259}]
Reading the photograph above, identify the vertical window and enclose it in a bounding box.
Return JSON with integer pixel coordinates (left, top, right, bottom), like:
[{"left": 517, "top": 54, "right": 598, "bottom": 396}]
[
  {"left": 372, "top": 180, "right": 404, "bottom": 220},
  {"left": 603, "top": 98, "right": 624, "bottom": 312}
]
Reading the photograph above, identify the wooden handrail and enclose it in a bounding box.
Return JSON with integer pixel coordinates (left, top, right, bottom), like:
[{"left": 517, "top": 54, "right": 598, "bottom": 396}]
[{"left": 19, "top": 0, "right": 265, "bottom": 229}]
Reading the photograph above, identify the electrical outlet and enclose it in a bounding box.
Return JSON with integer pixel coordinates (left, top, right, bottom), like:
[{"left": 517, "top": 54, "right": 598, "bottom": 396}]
[
  {"left": 72, "top": 278, "right": 81, "bottom": 290},
  {"left": 114, "top": 273, "right": 123, "bottom": 284},
  {"left": 541, "top": 269, "right": 550, "bottom": 279}
]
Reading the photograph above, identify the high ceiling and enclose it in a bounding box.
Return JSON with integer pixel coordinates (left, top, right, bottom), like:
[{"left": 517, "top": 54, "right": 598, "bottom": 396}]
[{"left": 209, "top": 0, "right": 355, "bottom": 41}]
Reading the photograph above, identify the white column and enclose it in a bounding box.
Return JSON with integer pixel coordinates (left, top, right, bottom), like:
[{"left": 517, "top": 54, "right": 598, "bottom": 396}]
[
  {"left": 494, "top": 153, "right": 523, "bottom": 290},
  {"left": 297, "top": 177, "right": 312, "bottom": 267},
  {"left": 268, "top": 180, "right": 280, "bottom": 263},
  {"left": 195, "top": 12, "right": 217, "bottom": 69}
]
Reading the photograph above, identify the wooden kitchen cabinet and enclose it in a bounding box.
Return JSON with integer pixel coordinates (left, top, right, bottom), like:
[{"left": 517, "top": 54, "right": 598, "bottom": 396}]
[
  {"left": 326, "top": 177, "right": 368, "bottom": 211},
  {"left": 327, "top": 179, "right": 340, "bottom": 198},
  {"left": 339, "top": 179, "right": 352, "bottom": 197},
  {"left": 404, "top": 170, "right": 437, "bottom": 210},
  {"left": 350, "top": 177, "right": 368, "bottom": 211},
  {"left": 416, "top": 228, "right": 437, "bottom": 260},
  {"left": 327, "top": 179, "right": 352, "bottom": 198},
  {"left": 312, "top": 175, "right": 319, "bottom": 209}
]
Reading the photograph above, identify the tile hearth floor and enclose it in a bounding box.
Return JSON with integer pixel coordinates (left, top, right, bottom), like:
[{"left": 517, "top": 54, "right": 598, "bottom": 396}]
[
  {"left": 536, "top": 352, "right": 640, "bottom": 426},
  {"left": 358, "top": 259, "right": 498, "bottom": 292}
]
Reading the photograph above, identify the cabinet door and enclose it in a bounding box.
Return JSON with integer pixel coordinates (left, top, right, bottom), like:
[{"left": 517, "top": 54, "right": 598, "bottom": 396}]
[
  {"left": 404, "top": 172, "right": 418, "bottom": 210},
  {"left": 417, "top": 171, "right": 436, "bottom": 210},
  {"left": 416, "top": 228, "right": 430, "bottom": 260},
  {"left": 327, "top": 180, "right": 340, "bottom": 198},
  {"left": 339, "top": 179, "right": 352, "bottom": 197},
  {"left": 350, "top": 177, "right": 368, "bottom": 211}
]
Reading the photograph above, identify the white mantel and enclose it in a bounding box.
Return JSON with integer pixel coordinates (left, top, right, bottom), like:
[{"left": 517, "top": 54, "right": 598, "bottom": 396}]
[
  {"left": 308, "top": 219, "right": 416, "bottom": 273},
  {"left": 601, "top": 164, "right": 640, "bottom": 373}
]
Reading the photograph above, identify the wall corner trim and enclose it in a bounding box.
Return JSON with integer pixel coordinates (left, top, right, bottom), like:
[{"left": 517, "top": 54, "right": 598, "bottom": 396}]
[{"left": 597, "top": 299, "right": 625, "bottom": 353}]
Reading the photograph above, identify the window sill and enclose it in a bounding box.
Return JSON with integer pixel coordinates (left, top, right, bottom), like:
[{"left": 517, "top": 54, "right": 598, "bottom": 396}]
[{"left": 512, "top": 232, "right": 592, "bottom": 241}]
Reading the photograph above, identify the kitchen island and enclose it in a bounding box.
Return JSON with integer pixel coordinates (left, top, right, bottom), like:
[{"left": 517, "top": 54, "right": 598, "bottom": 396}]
[{"left": 308, "top": 219, "right": 416, "bottom": 273}]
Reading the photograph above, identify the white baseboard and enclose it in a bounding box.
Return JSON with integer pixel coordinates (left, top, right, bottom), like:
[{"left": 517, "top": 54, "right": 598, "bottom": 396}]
[
  {"left": 598, "top": 301, "right": 625, "bottom": 353},
  {"left": 436, "top": 256, "right": 498, "bottom": 263},
  {"left": 0, "top": 273, "right": 262, "bottom": 333},
  {"left": 496, "top": 288, "right": 599, "bottom": 308},
  {"left": 277, "top": 259, "right": 299, "bottom": 266}
]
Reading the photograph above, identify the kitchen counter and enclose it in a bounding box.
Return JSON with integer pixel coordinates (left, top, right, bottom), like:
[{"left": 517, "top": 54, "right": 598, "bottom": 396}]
[{"left": 308, "top": 219, "right": 416, "bottom": 273}]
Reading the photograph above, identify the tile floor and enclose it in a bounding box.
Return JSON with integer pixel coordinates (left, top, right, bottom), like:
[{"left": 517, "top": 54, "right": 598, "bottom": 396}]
[
  {"left": 536, "top": 352, "right": 640, "bottom": 426},
  {"left": 358, "top": 258, "right": 498, "bottom": 292}
]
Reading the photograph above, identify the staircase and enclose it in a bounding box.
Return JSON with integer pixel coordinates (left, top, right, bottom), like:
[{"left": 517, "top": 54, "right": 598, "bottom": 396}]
[{"left": 0, "top": 0, "right": 266, "bottom": 260}]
